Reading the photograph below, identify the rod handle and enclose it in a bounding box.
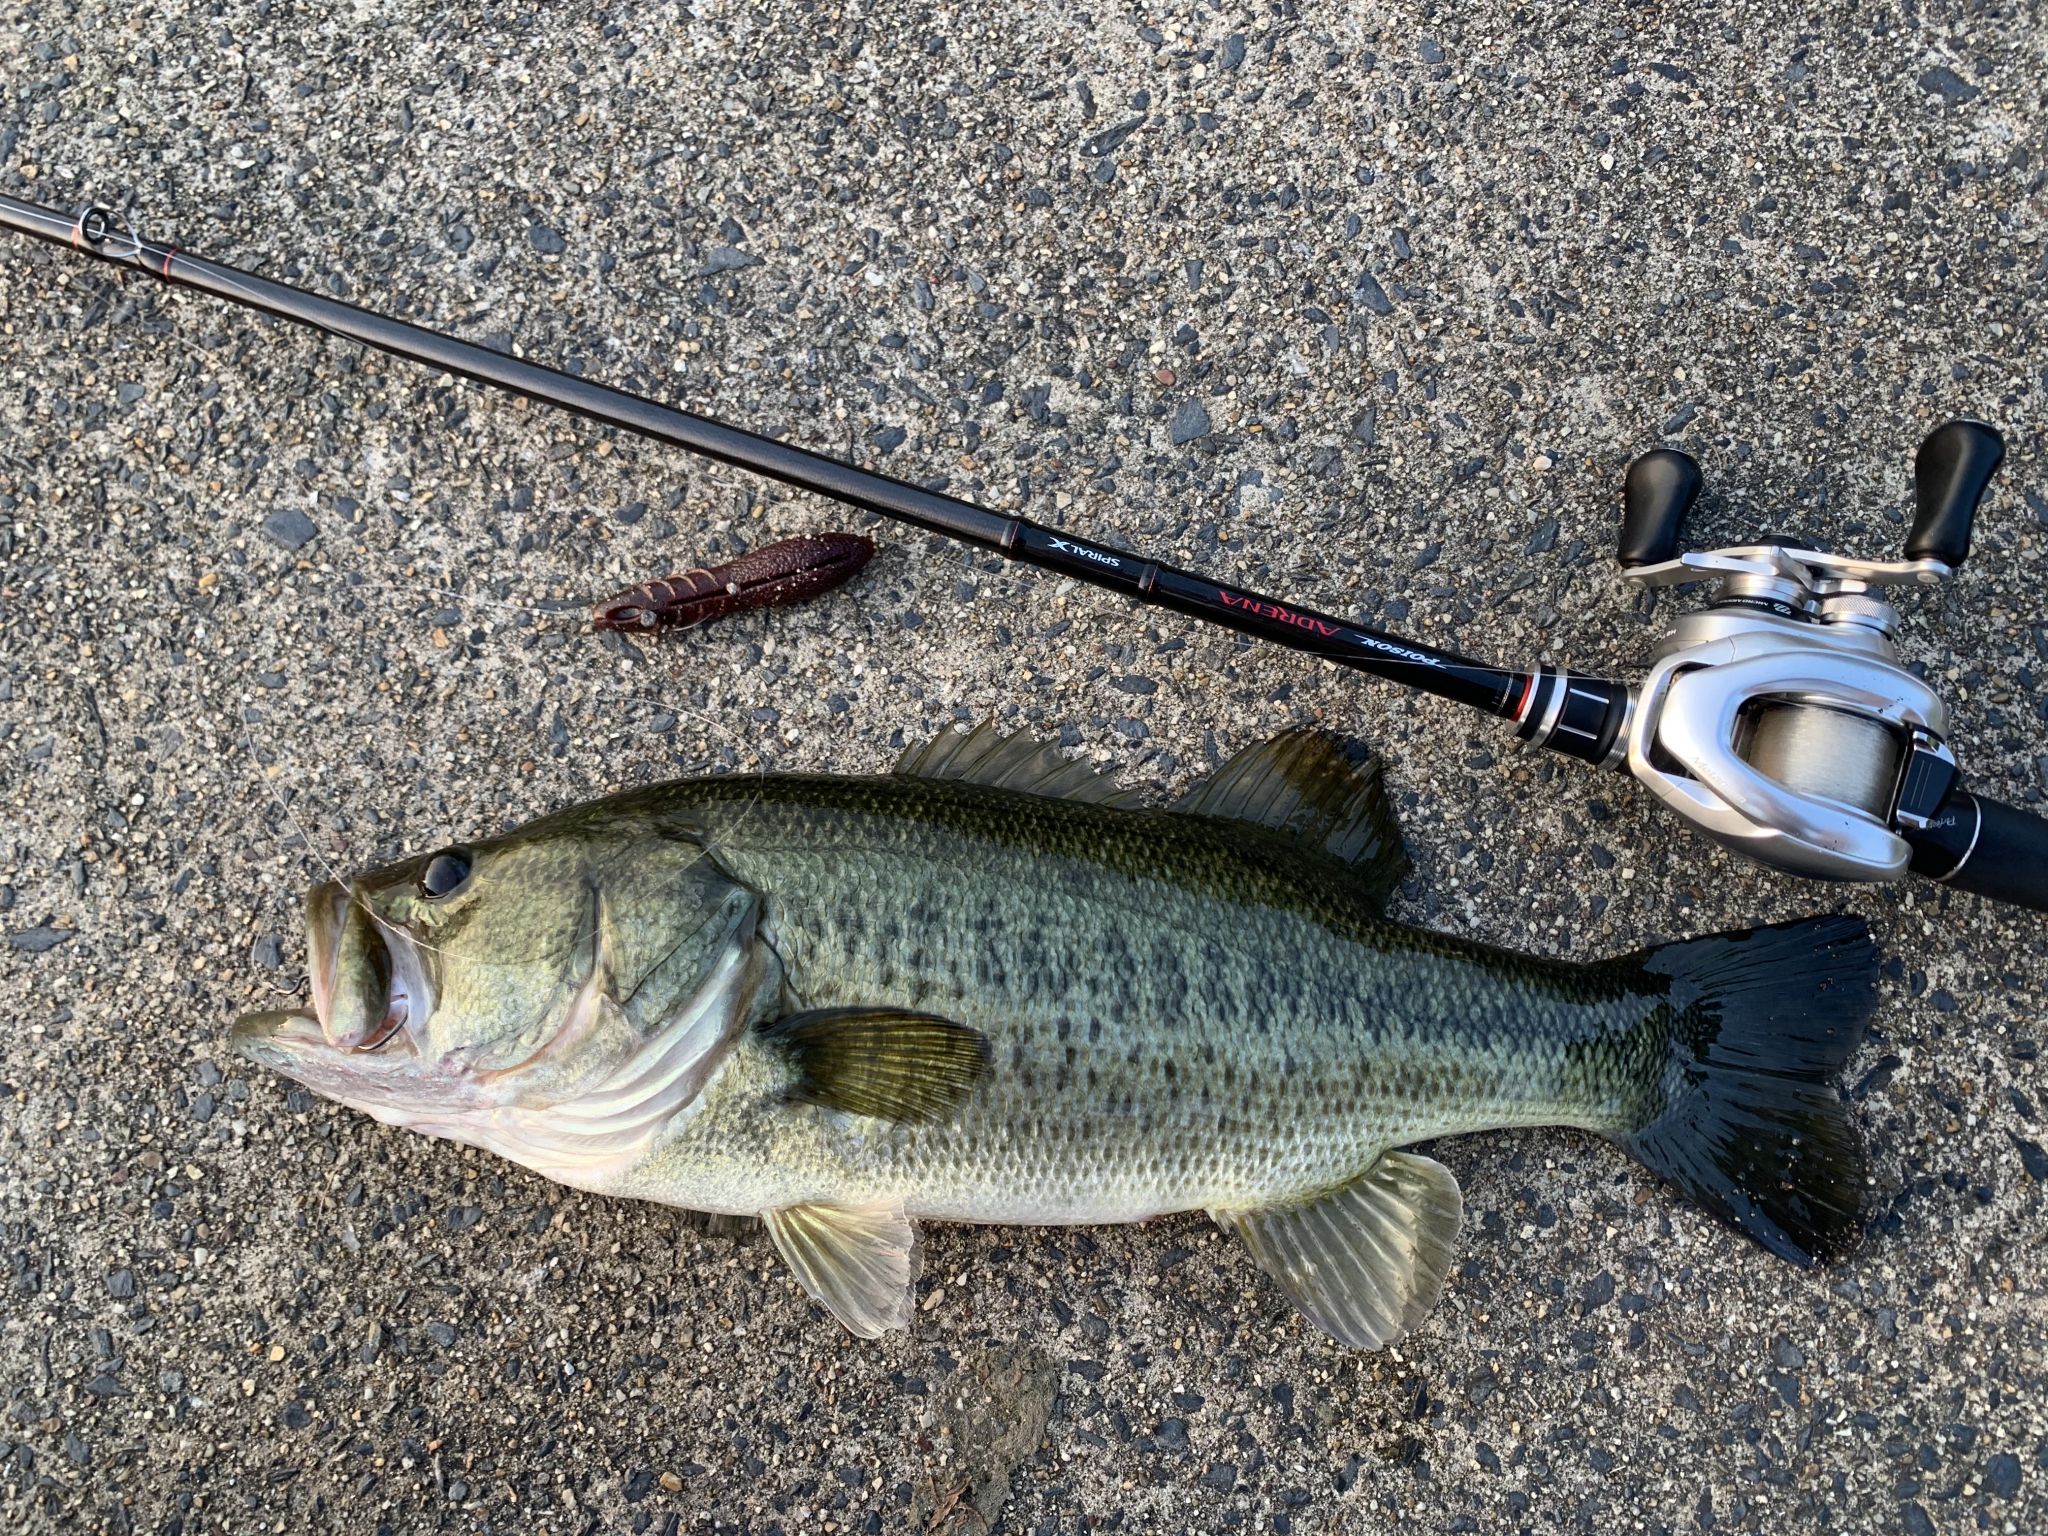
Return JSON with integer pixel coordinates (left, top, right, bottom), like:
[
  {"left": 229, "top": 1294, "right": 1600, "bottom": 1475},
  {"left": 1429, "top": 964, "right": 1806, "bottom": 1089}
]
[{"left": 1906, "top": 791, "right": 2048, "bottom": 912}]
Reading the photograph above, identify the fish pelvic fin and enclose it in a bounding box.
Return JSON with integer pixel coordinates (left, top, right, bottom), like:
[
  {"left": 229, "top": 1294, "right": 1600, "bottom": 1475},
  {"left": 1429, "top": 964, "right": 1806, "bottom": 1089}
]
[
  {"left": 1213, "top": 1149, "right": 1462, "bottom": 1351},
  {"left": 1174, "top": 730, "right": 1409, "bottom": 903},
  {"left": 762, "top": 1007, "right": 990, "bottom": 1125},
  {"left": 765, "top": 1200, "right": 919, "bottom": 1338},
  {"left": 1615, "top": 915, "right": 1877, "bottom": 1265},
  {"left": 894, "top": 720, "right": 1141, "bottom": 806}
]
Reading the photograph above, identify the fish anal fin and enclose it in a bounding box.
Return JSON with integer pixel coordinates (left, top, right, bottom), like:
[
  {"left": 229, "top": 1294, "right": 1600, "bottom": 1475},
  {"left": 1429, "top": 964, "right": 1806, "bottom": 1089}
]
[
  {"left": 763, "top": 1007, "right": 990, "bottom": 1124},
  {"left": 1174, "top": 730, "right": 1409, "bottom": 902},
  {"left": 1214, "top": 1149, "right": 1462, "bottom": 1350},
  {"left": 765, "top": 1200, "right": 919, "bottom": 1338},
  {"left": 894, "top": 721, "right": 1139, "bottom": 807}
]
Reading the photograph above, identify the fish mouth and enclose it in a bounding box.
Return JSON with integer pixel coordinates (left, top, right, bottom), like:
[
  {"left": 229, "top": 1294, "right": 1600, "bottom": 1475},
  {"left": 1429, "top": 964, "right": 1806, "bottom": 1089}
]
[
  {"left": 231, "top": 881, "right": 436, "bottom": 1110},
  {"left": 308, "top": 878, "right": 430, "bottom": 1053},
  {"left": 230, "top": 997, "right": 449, "bottom": 1119},
  {"left": 306, "top": 879, "right": 348, "bottom": 1038}
]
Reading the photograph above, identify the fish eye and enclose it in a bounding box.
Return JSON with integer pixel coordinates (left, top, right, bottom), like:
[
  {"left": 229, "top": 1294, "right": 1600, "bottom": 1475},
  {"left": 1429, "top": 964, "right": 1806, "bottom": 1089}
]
[{"left": 419, "top": 848, "right": 473, "bottom": 900}]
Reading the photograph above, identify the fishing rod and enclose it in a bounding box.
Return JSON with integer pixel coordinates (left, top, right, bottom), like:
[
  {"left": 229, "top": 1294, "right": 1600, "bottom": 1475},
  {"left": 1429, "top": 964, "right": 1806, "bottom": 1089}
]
[{"left": 4, "top": 191, "right": 2043, "bottom": 911}]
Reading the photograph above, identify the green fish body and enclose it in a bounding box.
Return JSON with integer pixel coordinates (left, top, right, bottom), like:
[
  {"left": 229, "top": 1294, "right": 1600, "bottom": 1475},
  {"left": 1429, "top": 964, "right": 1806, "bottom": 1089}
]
[{"left": 234, "top": 726, "right": 1875, "bottom": 1348}]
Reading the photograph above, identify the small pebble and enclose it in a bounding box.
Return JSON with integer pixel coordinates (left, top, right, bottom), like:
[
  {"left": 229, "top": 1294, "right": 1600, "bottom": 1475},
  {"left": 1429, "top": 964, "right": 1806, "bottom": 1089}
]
[
  {"left": 1917, "top": 66, "right": 1979, "bottom": 106},
  {"left": 261, "top": 508, "right": 319, "bottom": 551},
  {"left": 1169, "top": 399, "right": 1212, "bottom": 445},
  {"left": 6, "top": 926, "right": 73, "bottom": 953}
]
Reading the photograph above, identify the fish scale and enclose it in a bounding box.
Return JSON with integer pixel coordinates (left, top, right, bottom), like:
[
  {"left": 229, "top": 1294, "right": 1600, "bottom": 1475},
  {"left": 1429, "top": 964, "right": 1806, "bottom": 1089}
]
[{"left": 627, "top": 773, "right": 1666, "bottom": 1225}]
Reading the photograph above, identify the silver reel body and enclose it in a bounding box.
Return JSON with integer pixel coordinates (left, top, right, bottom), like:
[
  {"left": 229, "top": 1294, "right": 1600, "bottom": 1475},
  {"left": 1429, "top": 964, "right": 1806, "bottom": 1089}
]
[{"left": 1619, "top": 543, "right": 1956, "bottom": 881}]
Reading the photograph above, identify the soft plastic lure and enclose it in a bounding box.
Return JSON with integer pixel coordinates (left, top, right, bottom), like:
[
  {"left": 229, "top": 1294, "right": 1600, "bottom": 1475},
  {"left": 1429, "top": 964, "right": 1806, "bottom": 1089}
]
[{"left": 592, "top": 532, "right": 875, "bottom": 635}]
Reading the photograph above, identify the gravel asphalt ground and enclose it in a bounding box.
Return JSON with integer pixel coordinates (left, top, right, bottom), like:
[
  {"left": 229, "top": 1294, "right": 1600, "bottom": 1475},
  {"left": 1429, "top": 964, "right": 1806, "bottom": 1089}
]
[{"left": 3, "top": 3, "right": 2045, "bottom": 1532}]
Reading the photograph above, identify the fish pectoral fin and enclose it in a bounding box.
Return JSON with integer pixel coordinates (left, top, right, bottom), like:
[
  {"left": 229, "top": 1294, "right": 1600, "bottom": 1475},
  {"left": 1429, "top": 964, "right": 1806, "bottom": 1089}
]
[
  {"left": 1173, "top": 730, "right": 1409, "bottom": 902},
  {"left": 761, "top": 1007, "right": 990, "bottom": 1124},
  {"left": 894, "top": 720, "right": 1140, "bottom": 806},
  {"left": 765, "top": 1200, "right": 919, "bottom": 1338},
  {"left": 1213, "top": 1149, "right": 1463, "bottom": 1351}
]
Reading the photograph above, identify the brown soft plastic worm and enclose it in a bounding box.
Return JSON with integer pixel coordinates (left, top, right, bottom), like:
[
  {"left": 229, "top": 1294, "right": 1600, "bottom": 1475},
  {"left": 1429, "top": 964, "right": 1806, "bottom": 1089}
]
[{"left": 592, "top": 532, "right": 876, "bottom": 634}]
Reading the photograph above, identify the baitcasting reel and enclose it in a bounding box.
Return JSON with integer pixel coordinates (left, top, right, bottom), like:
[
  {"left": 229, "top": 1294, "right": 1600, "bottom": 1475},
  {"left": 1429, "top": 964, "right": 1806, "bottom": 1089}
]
[{"left": 1611, "top": 421, "right": 2043, "bottom": 902}]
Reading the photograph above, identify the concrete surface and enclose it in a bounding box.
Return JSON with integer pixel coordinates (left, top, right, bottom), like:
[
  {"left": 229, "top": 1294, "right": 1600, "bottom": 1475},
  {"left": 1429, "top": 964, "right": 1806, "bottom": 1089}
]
[{"left": 3, "top": 3, "right": 2045, "bottom": 1532}]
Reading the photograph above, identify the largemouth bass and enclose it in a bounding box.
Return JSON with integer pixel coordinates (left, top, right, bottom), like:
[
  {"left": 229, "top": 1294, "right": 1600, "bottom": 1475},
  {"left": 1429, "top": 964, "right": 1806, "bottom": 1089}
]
[{"left": 232, "top": 726, "right": 1876, "bottom": 1348}]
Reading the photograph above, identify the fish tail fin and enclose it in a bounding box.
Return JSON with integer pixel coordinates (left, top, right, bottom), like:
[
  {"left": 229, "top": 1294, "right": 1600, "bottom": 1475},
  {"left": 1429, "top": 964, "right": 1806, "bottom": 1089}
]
[{"left": 1613, "top": 915, "right": 1877, "bottom": 1266}]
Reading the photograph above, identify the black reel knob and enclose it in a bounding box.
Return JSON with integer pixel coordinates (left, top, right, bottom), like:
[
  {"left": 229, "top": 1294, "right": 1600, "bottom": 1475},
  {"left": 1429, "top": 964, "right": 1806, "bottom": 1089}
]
[
  {"left": 1908, "top": 419, "right": 2004, "bottom": 568},
  {"left": 1618, "top": 448, "right": 1704, "bottom": 568}
]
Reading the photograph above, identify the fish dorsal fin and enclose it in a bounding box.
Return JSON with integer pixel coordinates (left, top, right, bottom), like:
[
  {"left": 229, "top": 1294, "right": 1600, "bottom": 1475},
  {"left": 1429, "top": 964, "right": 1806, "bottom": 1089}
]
[
  {"left": 1174, "top": 729, "right": 1409, "bottom": 902},
  {"left": 765, "top": 1200, "right": 919, "bottom": 1338},
  {"left": 762, "top": 1007, "right": 990, "bottom": 1124},
  {"left": 1213, "top": 1149, "right": 1462, "bottom": 1350},
  {"left": 894, "top": 721, "right": 1140, "bottom": 807}
]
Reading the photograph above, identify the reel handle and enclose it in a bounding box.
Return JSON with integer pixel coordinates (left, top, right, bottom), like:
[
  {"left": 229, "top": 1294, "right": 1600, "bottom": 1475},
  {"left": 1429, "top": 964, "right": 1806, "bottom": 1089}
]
[
  {"left": 1908, "top": 420, "right": 2004, "bottom": 568},
  {"left": 1618, "top": 449, "right": 1704, "bottom": 568}
]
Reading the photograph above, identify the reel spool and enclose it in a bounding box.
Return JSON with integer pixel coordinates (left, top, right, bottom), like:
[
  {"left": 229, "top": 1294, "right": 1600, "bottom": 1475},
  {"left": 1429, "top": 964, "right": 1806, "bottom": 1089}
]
[
  {"left": 1738, "top": 704, "right": 1902, "bottom": 823},
  {"left": 1612, "top": 421, "right": 2004, "bottom": 884}
]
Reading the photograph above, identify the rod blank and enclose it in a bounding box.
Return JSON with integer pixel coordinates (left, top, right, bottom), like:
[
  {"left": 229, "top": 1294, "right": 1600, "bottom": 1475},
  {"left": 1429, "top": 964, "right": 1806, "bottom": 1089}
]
[{"left": 0, "top": 192, "right": 1597, "bottom": 743}]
